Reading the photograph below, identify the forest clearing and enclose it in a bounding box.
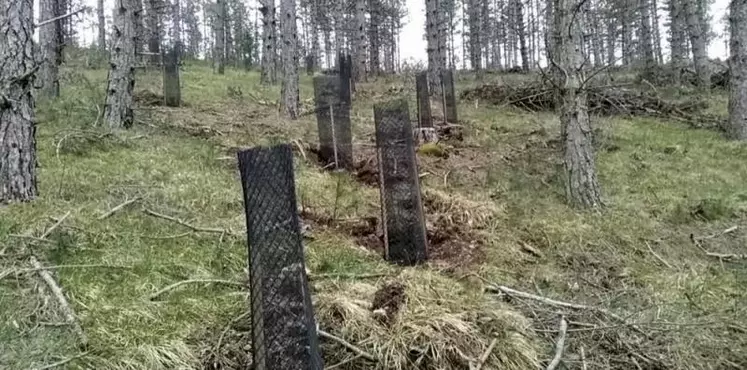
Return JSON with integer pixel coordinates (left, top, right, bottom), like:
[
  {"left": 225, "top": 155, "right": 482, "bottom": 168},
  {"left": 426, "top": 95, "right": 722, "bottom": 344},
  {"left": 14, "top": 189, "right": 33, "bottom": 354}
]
[{"left": 1, "top": 0, "right": 747, "bottom": 367}]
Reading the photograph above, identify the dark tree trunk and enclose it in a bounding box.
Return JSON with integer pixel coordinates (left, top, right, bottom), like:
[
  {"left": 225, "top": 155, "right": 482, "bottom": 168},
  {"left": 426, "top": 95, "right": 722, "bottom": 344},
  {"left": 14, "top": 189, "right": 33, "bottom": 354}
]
[
  {"left": 260, "top": 0, "right": 277, "bottom": 84},
  {"left": 105, "top": 0, "right": 138, "bottom": 129},
  {"left": 0, "top": 0, "right": 38, "bottom": 202},
  {"left": 552, "top": 0, "right": 602, "bottom": 208},
  {"left": 214, "top": 0, "right": 226, "bottom": 74},
  {"left": 146, "top": 0, "right": 162, "bottom": 65}
]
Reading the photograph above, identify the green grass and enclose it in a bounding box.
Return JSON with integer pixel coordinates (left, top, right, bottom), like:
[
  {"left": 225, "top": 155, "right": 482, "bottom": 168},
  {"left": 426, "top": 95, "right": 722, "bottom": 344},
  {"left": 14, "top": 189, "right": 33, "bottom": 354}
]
[{"left": 1, "top": 57, "right": 746, "bottom": 369}]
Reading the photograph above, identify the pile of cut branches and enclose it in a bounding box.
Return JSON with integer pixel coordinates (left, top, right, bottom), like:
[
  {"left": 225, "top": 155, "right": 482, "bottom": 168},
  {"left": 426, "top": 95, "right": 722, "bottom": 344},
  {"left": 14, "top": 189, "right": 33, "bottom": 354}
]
[{"left": 460, "top": 82, "right": 724, "bottom": 129}]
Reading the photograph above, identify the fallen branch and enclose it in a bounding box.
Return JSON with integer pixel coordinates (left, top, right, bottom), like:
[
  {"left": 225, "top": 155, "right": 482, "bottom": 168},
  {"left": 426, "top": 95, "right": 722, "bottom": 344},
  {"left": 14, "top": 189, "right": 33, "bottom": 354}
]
[
  {"left": 325, "top": 354, "right": 363, "bottom": 370},
  {"left": 41, "top": 212, "right": 71, "bottom": 239},
  {"left": 8, "top": 234, "right": 56, "bottom": 244},
  {"left": 148, "top": 279, "right": 244, "bottom": 300},
  {"left": 645, "top": 241, "right": 673, "bottom": 269},
  {"left": 99, "top": 197, "right": 141, "bottom": 219},
  {"left": 705, "top": 252, "right": 746, "bottom": 261},
  {"left": 143, "top": 209, "right": 235, "bottom": 235},
  {"left": 546, "top": 317, "right": 568, "bottom": 370},
  {"left": 475, "top": 338, "right": 498, "bottom": 370},
  {"left": 697, "top": 226, "right": 738, "bottom": 241},
  {"left": 1, "top": 264, "right": 132, "bottom": 282},
  {"left": 310, "top": 272, "right": 388, "bottom": 280},
  {"left": 318, "top": 329, "right": 376, "bottom": 362},
  {"left": 489, "top": 284, "right": 648, "bottom": 337},
  {"left": 29, "top": 256, "right": 87, "bottom": 345},
  {"left": 35, "top": 351, "right": 90, "bottom": 370}
]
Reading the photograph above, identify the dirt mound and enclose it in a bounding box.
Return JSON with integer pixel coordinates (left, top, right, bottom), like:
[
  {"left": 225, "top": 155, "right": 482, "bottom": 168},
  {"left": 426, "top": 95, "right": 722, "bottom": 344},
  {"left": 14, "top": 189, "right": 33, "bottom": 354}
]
[
  {"left": 460, "top": 83, "right": 724, "bottom": 129},
  {"left": 371, "top": 282, "right": 406, "bottom": 325}
]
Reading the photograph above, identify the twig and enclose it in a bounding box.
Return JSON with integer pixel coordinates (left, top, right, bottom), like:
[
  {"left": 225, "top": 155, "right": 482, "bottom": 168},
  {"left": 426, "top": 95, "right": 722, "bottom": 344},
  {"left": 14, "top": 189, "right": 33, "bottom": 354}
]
[
  {"left": 292, "top": 139, "right": 308, "bottom": 161},
  {"left": 696, "top": 226, "right": 739, "bottom": 241},
  {"left": 580, "top": 346, "right": 587, "bottom": 370},
  {"left": 216, "top": 311, "right": 251, "bottom": 353},
  {"left": 148, "top": 279, "right": 244, "bottom": 300},
  {"left": 705, "top": 252, "right": 746, "bottom": 260},
  {"left": 318, "top": 329, "right": 376, "bottom": 361},
  {"left": 143, "top": 209, "right": 235, "bottom": 235},
  {"left": 35, "top": 7, "right": 89, "bottom": 28},
  {"left": 546, "top": 317, "right": 568, "bottom": 370},
  {"left": 98, "top": 197, "right": 141, "bottom": 219},
  {"left": 29, "top": 256, "right": 87, "bottom": 345},
  {"left": 8, "top": 234, "right": 56, "bottom": 244},
  {"left": 41, "top": 212, "right": 71, "bottom": 239},
  {"left": 475, "top": 338, "right": 498, "bottom": 370},
  {"left": 489, "top": 284, "right": 648, "bottom": 337},
  {"left": 310, "top": 272, "right": 388, "bottom": 280},
  {"left": 645, "top": 241, "right": 673, "bottom": 269},
  {"left": 35, "top": 351, "right": 89, "bottom": 370},
  {"left": 1, "top": 264, "right": 132, "bottom": 282}
]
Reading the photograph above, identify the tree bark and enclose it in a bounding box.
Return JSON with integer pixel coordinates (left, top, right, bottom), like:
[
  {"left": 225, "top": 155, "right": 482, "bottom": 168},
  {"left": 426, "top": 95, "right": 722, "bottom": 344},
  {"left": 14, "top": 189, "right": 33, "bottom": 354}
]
[
  {"left": 280, "top": 0, "right": 299, "bottom": 118},
  {"left": 369, "top": 2, "right": 381, "bottom": 75},
  {"left": 260, "top": 0, "right": 277, "bottom": 84},
  {"left": 468, "top": 0, "right": 481, "bottom": 71},
  {"left": 552, "top": 0, "right": 602, "bottom": 209},
  {"left": 98, "top": 0, "right": 106, "bottom": 50},
  {"left": 728, "top": 0, "right": 747, "bottom": 140},
  {"left": 652, "top": 0, "right": 663, "bottom": 64},
  {"left": 0, "top": 0, "right": 38, "bottom": 203},
  {"left": 669, "top": 0, "right": 686, "bottom": 84},
  {"left": 513, "top": 0, "right": 529, "bottom": 71},
  {"left": 639, "top": 0, "right": 656, "bottom": 79},
  {"left": 39, "top": 0, "right": 62, "bottom": 98},
  {"left": 105, "top": 0, "right": 137, "bottom": 129},
  {"left": 684, "top": 0, "right": 710, "bottom": 89},
  {"left": 426, "top": 0, "right": 443, "bottom": 96},
  {"left": 353, "top": 0, "right": 366, "bottom": 81},
  {"left": 213, "top": 0, "right": 226, "bottom": 74}
]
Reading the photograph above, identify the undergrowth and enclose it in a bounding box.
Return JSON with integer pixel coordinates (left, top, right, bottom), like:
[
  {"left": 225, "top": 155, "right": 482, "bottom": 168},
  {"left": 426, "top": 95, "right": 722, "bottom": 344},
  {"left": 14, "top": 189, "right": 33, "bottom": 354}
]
[{"left": 0, "top": 59, "right": 745, "bottom": 369}]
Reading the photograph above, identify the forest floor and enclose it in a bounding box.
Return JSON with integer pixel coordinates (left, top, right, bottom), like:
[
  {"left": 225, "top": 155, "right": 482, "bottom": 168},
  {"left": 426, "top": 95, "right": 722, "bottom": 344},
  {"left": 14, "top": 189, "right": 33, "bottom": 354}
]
[{"left": 1, "top": 59, "right": 746, "bottom": 370}]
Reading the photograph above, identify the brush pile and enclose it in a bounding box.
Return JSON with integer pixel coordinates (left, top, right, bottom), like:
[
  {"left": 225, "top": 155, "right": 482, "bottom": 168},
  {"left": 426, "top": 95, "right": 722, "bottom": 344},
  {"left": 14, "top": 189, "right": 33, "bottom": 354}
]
[{"left": 460, "top": 82, "right": 724, "bottom": 129}]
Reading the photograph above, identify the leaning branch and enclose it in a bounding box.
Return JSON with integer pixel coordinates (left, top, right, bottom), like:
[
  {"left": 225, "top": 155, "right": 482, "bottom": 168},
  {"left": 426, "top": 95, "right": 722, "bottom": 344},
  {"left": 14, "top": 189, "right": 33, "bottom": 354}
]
[
  {"left": 546, "top": 317, "right": 568, "bottom": 370},
  {"left": 35, "top": 7, "right": 89, "bottom": 28},
  {"left": 318, "top": 329, "right": 376, "bottom": 362},
  {"left": 99, "top": 197, "right": 141, "bottom": 219},
  {"left": 40, "top": 211, "right": 71, "bottom": 239}
]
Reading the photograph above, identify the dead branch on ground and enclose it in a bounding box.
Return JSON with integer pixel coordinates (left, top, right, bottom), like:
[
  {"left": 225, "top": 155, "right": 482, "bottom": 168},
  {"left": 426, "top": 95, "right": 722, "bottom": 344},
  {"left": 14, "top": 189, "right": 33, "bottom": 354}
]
[
  {"left": 143, "top": 209, "right": 237, "bottom": 236},
  {"left": 546, "top": 317, "right": 568, "bottom": 370},
  {"left": 36, "top": 351, "right": 90, "bottom": 370},
  {"left": 99, "top": 197, "right": 141, "bottom": 219},
  {"left": 475, "top": 338, "right": 498, "bottom": 370},
  {"left": 30, "top": 256, "right": 87, "bottom": 345},
  {"left": 148, "top": 279, "right": 244, "bottom": 300},
  {"left": 318, "top": 329, "right": 377, "bottom": 362}
]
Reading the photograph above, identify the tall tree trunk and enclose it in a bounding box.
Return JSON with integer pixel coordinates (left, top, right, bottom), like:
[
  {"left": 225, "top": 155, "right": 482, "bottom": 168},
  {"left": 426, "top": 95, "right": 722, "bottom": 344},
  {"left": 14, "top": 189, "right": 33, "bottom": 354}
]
[
  {"left": 684, "top": 0, "right": 710, "bottom": 89},
  {"left": 468, "top": 0, "right": 481, "bottom": 71},
  {"left": 426, "top": 0, "right": 442, "bottom": 96},
  {"left": 280, "top": 0, "right": 299, "bottom": 118},
  {"left": 606, "top": 14, "right": 615, "bottom": 65},
  {"left": 98, "top": 0, "right": 106, "bottom": 50},
  {"left": 621, "top": 0, "right": 632, "bottom": 65},
  {"left": 728, "top": 0, "right": 747, "bottom": 140},
  {"left": 0, "top": 0, "right": 38, "bottom": 202},
  {"left": 552, "top": 0, "right": 602, "bottom": 208},
  {"left": 145, "top": 0, "right": 162, "bottom": 65},
  {"left": 589, "top": 2, "right": 603, "bottom": 67},
  {"left": 652, "top": 0, "right": 663, "bottom": 64},
  {"left": 353, "top": 0, "right": 366, "bottom": 81},
  {"left": 334, "top": 2, "right": 344, "bottom": 60},
  {"left": 514, "top": 0, "right": 529, "bottom": 71},
  {"left": 639, "top": 0, "right": 656, "bottom": 79},
  {"left": 260, "top": 0, "right": 277, "bottom": 84},
  {"left": 437, "top": 0, "right": 449, "bottom": 88},
  {"left": 39, "top": 0, "right": 62, "bottom": 98},
  {"left": 224, "top": 5, "right": 234, "bottom": 65},
  {"left": 105, "top": 0, "right": 137, "bottom": 129},
  {"left": 135, "top": 0, "right": 145, "bottom": 59},
  {"left": 369, "top": 3, "right": 381, "bottom": 75},
  {"left": 214, "top": 0, "right": 226, "bottom": 74}
]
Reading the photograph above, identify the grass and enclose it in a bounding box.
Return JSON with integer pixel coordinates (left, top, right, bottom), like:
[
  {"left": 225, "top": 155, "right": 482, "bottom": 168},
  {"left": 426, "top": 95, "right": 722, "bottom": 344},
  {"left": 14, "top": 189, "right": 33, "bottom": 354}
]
[{"left": 1, "top": 54, "right": 746, "bottom": 369}]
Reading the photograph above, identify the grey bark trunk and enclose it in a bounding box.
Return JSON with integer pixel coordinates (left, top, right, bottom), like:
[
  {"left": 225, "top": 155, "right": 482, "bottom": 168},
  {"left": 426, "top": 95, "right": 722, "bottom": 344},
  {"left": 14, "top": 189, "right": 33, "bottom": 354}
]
[
  {"left": 280, "top": 0, "right": 299, "bottom": 118},
  {"left": 468, "top": 0, "right": 481, "bottom": 71},
  {"left": 260, "top": 0, "right": 277, "bottom": 84},
  {"left": 669, "top": 0, "right": 687, "bottom": 84},
  {"left": 0, "top": 0, "right": 38, "bottom": 202},
  {"left": 606, "top": 11, "right": 615, "bottom": 65},
  {"left": 105, "top": 0, "right": 137, "bottom": 129},
  {"left": 728, "top": 0, "right": 747, "bottom": 140},
  {"left": 639, "top": 0, "right": 656, "bottom": 79},
  {"left": 353, "top": 0, "right": 366, "bottom": 81},
  {"left": 369, "top": 2, "right": 380, "bottom": 75},
  {"left": 552, "top": 0, "right": 602, "bottom": 208},
  {"left": 426, "top": 0, "right": 443, "bottom": 96},
  {"left": 145, "top": 0, "right": 162, "bottom": 65},
  {"left": 621, "top": 0, "right": 632, "bottom": 65},
  {"left": 684, "top": 0, "right": 710, "bottom": 89},
  {"left": 98, "top": 0, "right": 106, "bottom": 50},
  {"left": 39, "top": 0, "right": 61, "bottom": 98},
  {"left": 514, "top": 0, "right": 529, "bottom": 71},
  {"left": 652, "top": 0, "right": 663, "bottom": 64},
  {"left": 214, "top": 0, "right": 226, "bottom": 74}
]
